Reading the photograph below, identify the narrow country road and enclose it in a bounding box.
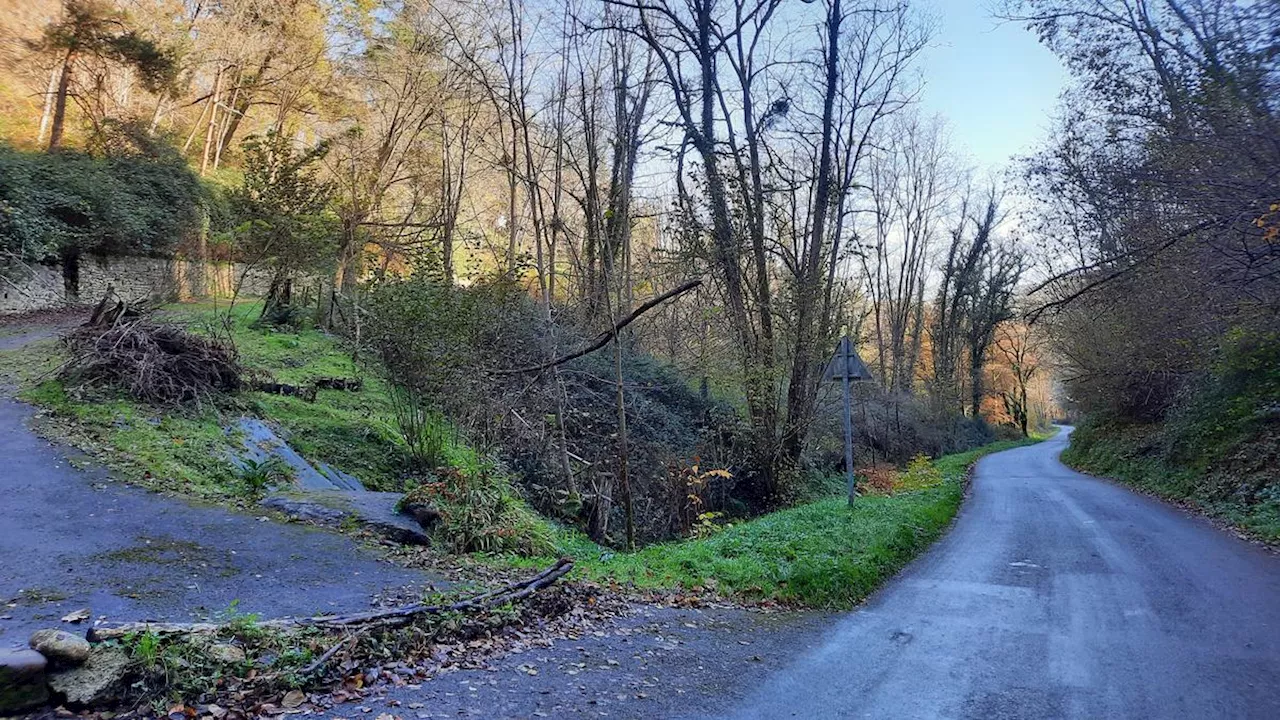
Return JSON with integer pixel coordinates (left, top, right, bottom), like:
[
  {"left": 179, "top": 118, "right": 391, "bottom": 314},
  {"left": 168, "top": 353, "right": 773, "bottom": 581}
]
[{"left": 720, "top": 428, "right": 1280, "bottom": 720}]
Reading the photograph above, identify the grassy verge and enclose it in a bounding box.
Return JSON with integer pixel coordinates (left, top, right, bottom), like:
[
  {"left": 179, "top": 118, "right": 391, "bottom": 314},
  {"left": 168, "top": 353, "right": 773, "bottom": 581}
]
[
  {"left": 0, "top": 300, "right": 411, "bottom": 500},
  {"left": 522, "top": 436, "right": 1046, "bottom": 609}
]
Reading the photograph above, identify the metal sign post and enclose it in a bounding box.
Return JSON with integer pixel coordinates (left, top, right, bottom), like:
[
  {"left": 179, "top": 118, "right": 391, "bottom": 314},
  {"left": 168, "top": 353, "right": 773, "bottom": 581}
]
[{"left": 823, "top": 336, "right": 872, "bottom": 506}]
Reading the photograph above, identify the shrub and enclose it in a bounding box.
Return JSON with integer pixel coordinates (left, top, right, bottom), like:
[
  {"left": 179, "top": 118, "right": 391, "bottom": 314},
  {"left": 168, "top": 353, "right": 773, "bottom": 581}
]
[
  {"left": 856, "top": 465, "right": 899, "bottom": 495},
  {"left": 897, "top": 453, "right": 944, "bottom": 491},
  {"left": 401, "top": 464, "right": 554, "bottom": 557},
  {"left": 0, "top": 138, "right": 205, "bottom": 269},
  {"left": 389, "top": 386, "right": 456, "bottom": 469},
  {"left": 364, "top": 272, "right": 745, "bottom": 547},
  {"left": 363, "top": 274, "right": 538, "bottom": 418}
]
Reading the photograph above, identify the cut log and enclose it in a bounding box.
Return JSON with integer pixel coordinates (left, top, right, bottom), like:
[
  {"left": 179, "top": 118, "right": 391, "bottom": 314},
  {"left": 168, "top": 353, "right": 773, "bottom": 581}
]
[
  {"left": 87, "top": 558, "right": 573, "bottom": 642},
  {"left": 251, "top": 381, "right": 318, "bottom": 402},
  {"left": 313, "top": 377, "right": 363, "bottom": 392}
]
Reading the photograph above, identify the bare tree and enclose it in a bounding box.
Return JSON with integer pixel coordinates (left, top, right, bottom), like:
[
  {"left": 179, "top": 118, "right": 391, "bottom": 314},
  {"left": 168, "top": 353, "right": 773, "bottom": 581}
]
[
  {"left": 778, "top": 0, "right": 929, "bottom": 466},
  {"left": 994, "top": 321, "right": 1040, "bottom": 436},
  {"left": 862, "top": 112, "right": 950, "bottom": 394},
  {"left": 602, "top": 0, "right": 781, "bottom": 505},
  {"left": 932, "top": 181, "right": 1002, "bottom": 413}
]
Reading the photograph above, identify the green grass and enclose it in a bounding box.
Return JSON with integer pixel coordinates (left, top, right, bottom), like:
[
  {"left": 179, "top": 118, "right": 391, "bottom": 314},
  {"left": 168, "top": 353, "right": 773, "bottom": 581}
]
[
  {"left": 516, "top": 436, "right": 1044, "bottom": 609},
  {"left": 0, "top": 300, "right": 412, "bottom": 500}
]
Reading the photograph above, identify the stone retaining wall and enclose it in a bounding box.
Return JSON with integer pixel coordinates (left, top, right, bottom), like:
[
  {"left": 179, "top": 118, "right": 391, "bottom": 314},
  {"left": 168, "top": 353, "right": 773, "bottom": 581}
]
[{"left": 0, "top": 256, "right": 277, "bottom": 314}]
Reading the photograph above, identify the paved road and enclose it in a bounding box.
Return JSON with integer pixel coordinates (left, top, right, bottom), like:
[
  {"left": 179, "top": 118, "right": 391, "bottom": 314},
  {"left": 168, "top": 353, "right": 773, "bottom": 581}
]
[
  {"left": 0, "top": 325, "right": 440, "bottom": 649},
  {"left": 721, "top": 428, "right": 1280, "bottom": 720}
]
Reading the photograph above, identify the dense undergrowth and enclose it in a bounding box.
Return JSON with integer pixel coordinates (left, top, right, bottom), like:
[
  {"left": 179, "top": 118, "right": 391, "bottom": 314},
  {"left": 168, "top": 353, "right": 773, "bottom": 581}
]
[
  {"left": 1062, "top": 330, "right": 1280, "bottom": 543},
  {"left": 0, "top": 138, "right": 207, "bottom": 266}
]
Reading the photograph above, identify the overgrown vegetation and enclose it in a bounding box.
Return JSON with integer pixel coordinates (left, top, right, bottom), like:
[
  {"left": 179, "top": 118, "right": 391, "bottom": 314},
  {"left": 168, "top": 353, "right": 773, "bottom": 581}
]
[
  {"left": 1063, "top": 332, "right": 1280, "bottom": 542},
  {"left": 0, "top": 137, "right": 204, "bottom": 271},
  {"left": 363, "top": 274, "right": 746, "bottom": 548},
  {"left": 401, "top": 464, "right": 555, "bottom": 557}
]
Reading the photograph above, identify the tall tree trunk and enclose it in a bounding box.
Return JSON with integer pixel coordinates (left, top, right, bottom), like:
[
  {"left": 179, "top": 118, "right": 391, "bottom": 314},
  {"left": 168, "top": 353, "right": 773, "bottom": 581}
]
[
  {"left": 36, "top": 66, "right": 59, "bottom": 145},
  {"left": 612, "top": 328, "right": 634, "bottom": 550},
  {"left": 781, "top": 0, "right": 842, "bottom": 467},
  {"left": 219, "top": 51, "right": 275, "bottom": 155},
  {"left": 200, "top": 66, "right": 223, "bottom": 175},
  {"left": 969, "top": 343, "right": 984, "bottom": 418},
  {"left": 47, "top": 50, "right": 74, "bottom": 150}
]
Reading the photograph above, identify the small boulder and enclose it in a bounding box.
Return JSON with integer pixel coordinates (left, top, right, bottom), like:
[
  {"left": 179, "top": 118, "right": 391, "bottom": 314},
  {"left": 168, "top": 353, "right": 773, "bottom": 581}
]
[
  {"left": 207, "top": 643, "right": 246, "bottom": 664},
  {"left": 29, "top": 629, "right": 92, "bottom": 668},
  {"left": 47, "top": 646, "right": 130, "bottom": 706},
  {"left": 0, "top": 647, "right": 49, "bottom": 714}
]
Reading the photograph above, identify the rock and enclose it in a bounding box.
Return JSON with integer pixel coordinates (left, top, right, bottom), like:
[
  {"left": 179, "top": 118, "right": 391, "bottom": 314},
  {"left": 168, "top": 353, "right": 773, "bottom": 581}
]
[
  {"left": 261, "top": 490, "right": 431, "bottom": 545},
  {"left": 0, "top": 647, "right": 49, "bottom": 714},
  {"left": 206, "top": 643, "right": 246, "bottom": 664},
  {"left": 47, "top": 646, "right": 130, "bottom": 706},
  {"left": 29, "top": 629, "right": 92, "bottom": 668},
  {"left": 400, "top": 500, "right": 441, "bottom": 532},
  {"left": 232, "top": 418, "right": 366, "bottom": 491}
]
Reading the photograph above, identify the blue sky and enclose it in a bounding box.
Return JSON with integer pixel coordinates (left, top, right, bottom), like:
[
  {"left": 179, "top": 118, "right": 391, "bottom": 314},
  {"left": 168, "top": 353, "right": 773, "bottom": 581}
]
[{"left": 916, "top": 1, "right": 1069, "bottom": 171}]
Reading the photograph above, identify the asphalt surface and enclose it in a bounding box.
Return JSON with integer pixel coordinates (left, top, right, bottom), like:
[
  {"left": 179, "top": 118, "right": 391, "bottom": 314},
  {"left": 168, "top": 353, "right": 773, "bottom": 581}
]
[
  {"left": 718, "top": 428, "right": 1280, "bottom": 720},
  {"left": 0, "top": 325, "right": 440, "bottom": 649}
]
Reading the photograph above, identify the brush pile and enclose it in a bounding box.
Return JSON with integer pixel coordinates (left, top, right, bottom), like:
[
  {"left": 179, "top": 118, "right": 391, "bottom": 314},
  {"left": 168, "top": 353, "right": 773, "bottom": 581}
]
[{"left": 60, "top": 312, "right": 243, "bottom": 406}]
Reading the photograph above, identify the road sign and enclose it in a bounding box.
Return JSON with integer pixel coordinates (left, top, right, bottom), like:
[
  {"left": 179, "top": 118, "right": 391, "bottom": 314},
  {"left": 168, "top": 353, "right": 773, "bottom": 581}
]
[
  {"left": 825, "top": 336, "right": 872, "bottom": 506},
  {"left": 823, "top": 336, "right": 873, "bottom": 381}
]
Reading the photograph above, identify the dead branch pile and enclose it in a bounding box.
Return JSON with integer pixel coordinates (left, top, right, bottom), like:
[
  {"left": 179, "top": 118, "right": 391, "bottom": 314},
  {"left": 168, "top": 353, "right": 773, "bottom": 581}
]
[{"left": 61, "top": 318, "right": 243, "bottom": 406}]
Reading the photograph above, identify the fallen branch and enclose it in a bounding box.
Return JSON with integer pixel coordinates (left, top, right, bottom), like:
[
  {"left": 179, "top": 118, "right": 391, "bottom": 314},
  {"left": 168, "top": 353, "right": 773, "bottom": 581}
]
[
  {"left": 493, "top": 279, "right": 702, "bottom": 376},
  {"left": 299, "top": 632, "right": 361, "bottom": 676},
  {"left": 252, "top": 380, "right": 317, "bottom": 402},
  {"left": 87, "top": 558, "right": 574, "bottom": 642},
  {"left": 313, "top": 376, "right": 363, "bottom": 392},
  {"left": 62, "top": 317, "right": 242, "bottom": 406}
]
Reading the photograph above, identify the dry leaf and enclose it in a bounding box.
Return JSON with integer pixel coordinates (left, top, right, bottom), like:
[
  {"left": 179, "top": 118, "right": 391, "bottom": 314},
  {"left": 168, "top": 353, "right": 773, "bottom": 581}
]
[
  {"left": 280, "top": 690, "right": 306, "bottom": 709},
  {"left": 61, "top": 608, "right": 91, "bottom": 623}
]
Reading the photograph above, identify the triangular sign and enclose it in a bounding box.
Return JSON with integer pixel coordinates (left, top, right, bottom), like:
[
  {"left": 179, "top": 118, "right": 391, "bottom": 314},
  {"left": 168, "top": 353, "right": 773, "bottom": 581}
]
[{"left": 823, "top": 336, "right": 872, "bottom": 382}]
